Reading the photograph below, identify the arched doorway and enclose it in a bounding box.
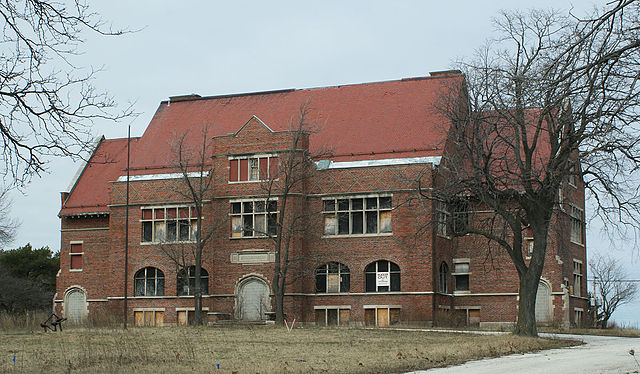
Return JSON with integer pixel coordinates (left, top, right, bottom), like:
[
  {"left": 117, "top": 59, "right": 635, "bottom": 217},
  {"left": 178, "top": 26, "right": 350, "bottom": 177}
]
[
  {"left": 236, "top": 277, "right": 270, "bottom": 321},
  {"left": 65, "top": 288, "right": 87, "bottom": 323},
  {"left": 535, "top": 280, "right": 552, "bottom": 324}
]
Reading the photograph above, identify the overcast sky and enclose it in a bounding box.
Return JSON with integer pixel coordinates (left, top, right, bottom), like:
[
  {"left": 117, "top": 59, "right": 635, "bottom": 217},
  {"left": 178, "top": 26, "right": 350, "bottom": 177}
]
[{"left": 5, "top": 1, "right": 639, "bottom": 326}]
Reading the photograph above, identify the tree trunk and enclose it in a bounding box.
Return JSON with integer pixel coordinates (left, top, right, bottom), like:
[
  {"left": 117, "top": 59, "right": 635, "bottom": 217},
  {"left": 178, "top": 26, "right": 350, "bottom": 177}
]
[{"left": 515, "top": 271, "right": 539, "bottom": 336}]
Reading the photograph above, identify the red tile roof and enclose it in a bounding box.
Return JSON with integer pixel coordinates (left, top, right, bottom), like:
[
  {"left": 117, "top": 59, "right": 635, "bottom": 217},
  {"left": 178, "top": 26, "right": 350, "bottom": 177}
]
[
  {"left": 60, "top": 137, "right": 138, "bottom": 216},
  {"left": 60, "top": 73, "right": 463, "bottom": 215}
]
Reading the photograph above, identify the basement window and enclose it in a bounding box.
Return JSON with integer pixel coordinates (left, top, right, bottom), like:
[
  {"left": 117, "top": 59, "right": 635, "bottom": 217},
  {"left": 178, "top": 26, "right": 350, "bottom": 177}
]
[
  {"left": 314, "top": 306, "right": 351, "bottom": 326},
  {"left": 141, "top": 206, "right": 197, "bottom": 243},
  {"left": 229, "top": 155, "right": 278, "bottom": 183},
  {"left": 133, "top": 309, "right": 164, "bottom": 327},
  {"left": 70, "top": 242, "right": 83, "bottom": 271},
  {"left": 364, "top": 306, "right": 401, "bottom": 327},
  {"left": 230, "top": 199, "right": 278, "bottom": 238},
  {"left": 323, "top": 195, "right": 392, "bottom": 236}
]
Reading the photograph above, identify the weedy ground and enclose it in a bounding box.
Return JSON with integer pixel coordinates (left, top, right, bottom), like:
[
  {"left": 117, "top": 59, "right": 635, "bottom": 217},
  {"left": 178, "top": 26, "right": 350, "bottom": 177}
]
[{"left": 0, "top": 325, "right": 576, "bottom": 373}]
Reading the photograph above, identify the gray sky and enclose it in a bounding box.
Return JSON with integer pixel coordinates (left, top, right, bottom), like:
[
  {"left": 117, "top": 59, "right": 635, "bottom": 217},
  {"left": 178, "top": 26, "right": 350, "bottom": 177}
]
[{"left": 6, "top": 1, "right": 639, "bottom": 326}]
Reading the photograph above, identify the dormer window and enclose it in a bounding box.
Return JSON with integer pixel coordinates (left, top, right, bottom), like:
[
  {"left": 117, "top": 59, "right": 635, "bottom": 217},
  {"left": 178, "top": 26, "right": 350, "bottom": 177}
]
[{"left": 229, "top": 155, "right": 278, "bottom": 182}]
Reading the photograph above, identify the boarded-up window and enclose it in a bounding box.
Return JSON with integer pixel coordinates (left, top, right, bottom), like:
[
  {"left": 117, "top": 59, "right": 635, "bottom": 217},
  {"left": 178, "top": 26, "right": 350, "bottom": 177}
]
[
  {"left": 134, "top": 310, "right": 164, "bottom": 327},
  {"left": 141, "top": 206, "right": 197, "bottom": 243},
  {"left": 229, "top": 159, "right": 239, "bottom": 182},
  {"left": 70, "top": 243, "right": 83, "bottom": 270},
  {"left": 365, "top": 260, "right": 400, "bottom": 292},
  {"left": 315, "top": 262, "right": 350, "bottom": 293},
  {"left": 230, "top": 199, "right": 278, "bottom": 238},
  {"left": 316, "top": 308, "right": 350, "bottom": 326},
  {"left": 229, "top": 155, "right": 278, "bottom": 182}
]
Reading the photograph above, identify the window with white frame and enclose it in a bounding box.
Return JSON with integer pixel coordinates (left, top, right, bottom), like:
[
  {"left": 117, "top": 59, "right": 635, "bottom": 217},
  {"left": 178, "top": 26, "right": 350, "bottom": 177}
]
[
  {"left": 574, "top": 308, "right": 584, "bottom": 326},
  {"left": 229, "top": 155, "right": 278, "bottom": 182},
  {"left": 451, "top": 199, "right": 469, "bottom": 234},
  {"left": 524, "top": 238, "right": 534, "bottom": 258},
  {"left": 452, "top": 259, "right": 470, "bottom": 292},
  {"left": 557, "top": 183, "right": 565, "bottom": 211},
  {"left": 134, "top": 267, "right": 165, "bottom": 296},
  {"left": 439, "top": 262, "right": 449, "bottom": 293},
  {"left": 70, "top": 242, "right": 83, "bottom": 270},
  {"left": 230, "top": 199, "right": 277, "bottom": 238},
  {"left": 322, "top": 195, "right": 392, "bottom": 236},
  {"left": 365, "top": 260, "right": 400, "bottom": 292},
  {"left": 436, "top": 201, "right": 450, "bottom": 237},
  {"left": 568, "top": 164, "right": 578, "bottom": 187},
  {"left": 573, "top": 260, "right": 583, "bottom": 297},
  {"left": 570, "top": 205, "right": 584, "bottom": 245},
  {"left": 315, "top": 262, "right": 350, "bottom": 293},
  {"left": 177, "top": 266, "right": 209, "bottom": 296},
  {"left": 141, "top": 206, "right": 197, "bottom": 243}
]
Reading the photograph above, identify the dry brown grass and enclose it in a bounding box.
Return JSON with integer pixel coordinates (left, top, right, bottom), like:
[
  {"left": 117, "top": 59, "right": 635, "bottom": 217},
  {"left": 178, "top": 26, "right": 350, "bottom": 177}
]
[
  {"left": 0, "top": 325, "right": 576, "bottom": 373},
  {"left": 538, "top": 326, "right": 640, "bottom": 338}
]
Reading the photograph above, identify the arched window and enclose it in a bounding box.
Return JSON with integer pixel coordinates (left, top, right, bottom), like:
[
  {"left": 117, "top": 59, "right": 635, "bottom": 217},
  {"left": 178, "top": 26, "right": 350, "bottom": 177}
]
[
  {"left": 365, "top": 260, "right": 400, "bottom": 292},
  {"left": 439, "top": 262, "right": 449, "bottom": 293},
  {"left": 178, "top": 266, "right": 209, "bottom": 296},
  {"left": 315, "top": 262, "right": 350, "bottom": 293},
  {"left": 134, "top": 267, "right": 164, "bottom": 296}
]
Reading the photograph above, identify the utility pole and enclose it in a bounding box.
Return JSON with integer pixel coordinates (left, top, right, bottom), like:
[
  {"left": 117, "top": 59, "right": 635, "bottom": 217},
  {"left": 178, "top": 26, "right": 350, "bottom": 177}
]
[
  {"left": 123, "top": 125, "right": 131, "bottom": 329},
  {"left": 592, "top": 275, "right": 597, "bottom": 328}
]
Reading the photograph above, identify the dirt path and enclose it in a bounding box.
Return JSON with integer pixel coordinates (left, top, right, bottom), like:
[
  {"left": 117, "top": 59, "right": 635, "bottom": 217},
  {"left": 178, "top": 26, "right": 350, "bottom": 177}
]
[{"left": 411, "top": 333, "right": 640, "bottom": 374}]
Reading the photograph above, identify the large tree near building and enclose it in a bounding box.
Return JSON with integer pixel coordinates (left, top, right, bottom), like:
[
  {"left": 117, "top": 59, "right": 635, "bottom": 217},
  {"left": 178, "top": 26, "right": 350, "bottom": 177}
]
[
  {"left": 433, "top": 1, "right": 640, "bottom": 336},
  {"left": 261, "top": 104, "right": 326, "bottom": 325},
  {"left": 160, "top": 125, "right": 220, "bottom": 326}
]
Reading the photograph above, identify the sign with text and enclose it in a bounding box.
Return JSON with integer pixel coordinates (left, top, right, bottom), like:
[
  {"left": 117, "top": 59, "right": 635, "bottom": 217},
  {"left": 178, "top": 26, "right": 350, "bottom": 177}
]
[{"left": 376, "top": 272, "right": 390, "bottom": 287}]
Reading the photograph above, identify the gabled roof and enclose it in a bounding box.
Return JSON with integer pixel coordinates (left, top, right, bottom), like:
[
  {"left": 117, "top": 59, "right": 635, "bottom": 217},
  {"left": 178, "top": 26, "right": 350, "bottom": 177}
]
[
  {"left": 130, "top": 73, "right": 462, "bottom": 170},
  {"left": 60, "top": 137, "right": 138, "bottom": 216},
  {"left": 60, "top": 72, "right": 463, "bottom": 215}
]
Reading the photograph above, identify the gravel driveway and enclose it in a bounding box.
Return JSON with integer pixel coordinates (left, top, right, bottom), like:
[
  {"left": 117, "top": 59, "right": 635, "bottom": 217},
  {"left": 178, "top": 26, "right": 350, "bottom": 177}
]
[{"left": 410, "top": 332, "right": 640, "bottom": 374}]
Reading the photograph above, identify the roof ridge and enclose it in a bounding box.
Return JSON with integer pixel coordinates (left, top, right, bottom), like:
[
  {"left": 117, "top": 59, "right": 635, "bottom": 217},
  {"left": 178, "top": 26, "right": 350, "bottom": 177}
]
[{"left": 162, "top": 71, "right": 463, "bottom": 104}]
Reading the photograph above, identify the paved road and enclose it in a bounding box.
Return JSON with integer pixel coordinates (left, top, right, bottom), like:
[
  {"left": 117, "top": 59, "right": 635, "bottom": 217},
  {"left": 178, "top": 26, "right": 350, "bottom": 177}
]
[{"left": 409, "top": 331, "right": 640, "bottom": 374}]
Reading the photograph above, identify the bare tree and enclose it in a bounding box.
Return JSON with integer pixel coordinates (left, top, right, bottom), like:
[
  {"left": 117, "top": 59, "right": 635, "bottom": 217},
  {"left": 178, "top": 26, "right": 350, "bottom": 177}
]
[
  {"left": 157, "top": 125, "right": 219, "bottom": 325},
  {"left": 260, "top": 103, "right": 327, "bottom": 325},
  {"left": 433, "top": 2, "right": 640, "bottom": 336},
  {"left": 590, "top": 255, "right": 638, "bottom": 328},
  {"left": 0, "top": 188, "right": 18, "bottom": 246},
  {"left": 0, "top": 0, "right": 133, "bottom": 186}
]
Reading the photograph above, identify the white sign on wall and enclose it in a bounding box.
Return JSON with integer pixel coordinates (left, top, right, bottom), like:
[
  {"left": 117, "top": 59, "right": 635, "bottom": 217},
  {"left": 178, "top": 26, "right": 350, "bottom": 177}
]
[{"left": 376, "top": 272, "right": 390, "bottom": 287}]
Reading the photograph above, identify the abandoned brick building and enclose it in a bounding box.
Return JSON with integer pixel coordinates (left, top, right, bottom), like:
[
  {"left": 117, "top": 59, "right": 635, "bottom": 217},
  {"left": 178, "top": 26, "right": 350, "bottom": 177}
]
[{"left": 55, "top": 71, "right": 589, "bottom": 327}]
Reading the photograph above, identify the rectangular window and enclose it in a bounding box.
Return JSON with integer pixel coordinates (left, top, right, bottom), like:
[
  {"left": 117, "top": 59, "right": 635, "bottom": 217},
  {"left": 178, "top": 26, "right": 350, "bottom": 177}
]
[
  {"left": 70, "top": 242, "right": 83, "bottom": 270},
  {"left": 323, "top": 195, "right": 392, "bottom": 236},
  {"left": 568, "top": 164, "right": 578, "bottom": 187},
  {"left": 436, "top": 201, "right": 450, "bottom": 237},
  {"left": 574, "top": 308, "right": 584, "bottom": 327},
  {"left": 570, "top": 205, "right": 584, "bottom": 245},
  {"left": 452, "top": 259, "right": 470, "bottom": 292},
  {"left": 524, "top": 238, "right": 534, "bottom": 258},
  {"left": 314, "top": 306, "right": 350, "bottom": 327},
  {"left": 363, "top": 306, "right": 401, "bottom": 327},
  {"left": 229, "top": 155, "right": 278, "bottom": 182},
  {"left": 451, "top": 199, "right": 469, "bottom": 234},
  {"left": 573, "top": 260, "right": 583, "bottom": 297},
  {"left": 230, "top": 199, "right": 278, "bottom": 238},
  {"left": 141, "top": 206, "right": 197, "bottom": 243},
  {"left": 133, "top": 310, "right": 164, "bottom": 327}
]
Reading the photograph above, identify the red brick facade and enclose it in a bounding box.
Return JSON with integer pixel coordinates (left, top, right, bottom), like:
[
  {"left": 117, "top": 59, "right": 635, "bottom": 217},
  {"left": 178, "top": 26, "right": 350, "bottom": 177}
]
[{"left": 55, "top": 74, "right": 589, "bottom": 327}]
